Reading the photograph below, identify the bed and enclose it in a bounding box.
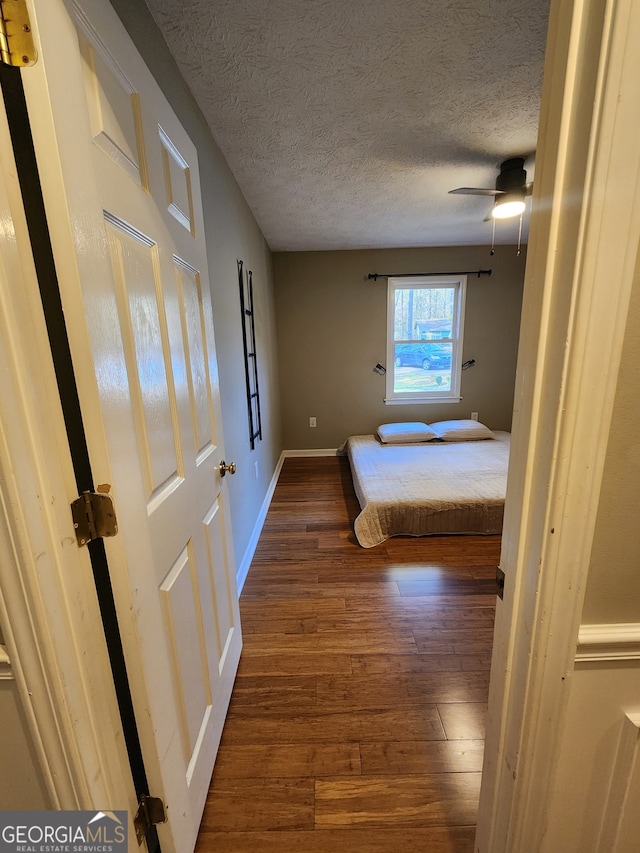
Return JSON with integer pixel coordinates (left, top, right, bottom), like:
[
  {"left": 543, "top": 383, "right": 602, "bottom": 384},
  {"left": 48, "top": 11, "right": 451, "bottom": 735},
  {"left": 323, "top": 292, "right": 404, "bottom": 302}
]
[{"left": 344, "top": 421, "right": 510, "bottom": 548}]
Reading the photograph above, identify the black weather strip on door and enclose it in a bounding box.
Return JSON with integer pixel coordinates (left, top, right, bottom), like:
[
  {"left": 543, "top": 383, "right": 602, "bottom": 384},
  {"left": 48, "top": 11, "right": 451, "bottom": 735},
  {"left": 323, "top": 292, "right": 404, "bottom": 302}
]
[{"left": 0, "top": 63, "right": 161, "bottom": 853}]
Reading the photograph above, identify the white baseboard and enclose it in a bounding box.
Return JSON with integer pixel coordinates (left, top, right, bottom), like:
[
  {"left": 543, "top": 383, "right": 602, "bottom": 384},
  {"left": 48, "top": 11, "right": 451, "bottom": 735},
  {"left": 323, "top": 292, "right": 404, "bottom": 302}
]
[
  {"left": 576, "top": 623, "right": 640, "bottom": 661},
  {"left": 235, "top": 452, "right": 286, "bottom": 594}
]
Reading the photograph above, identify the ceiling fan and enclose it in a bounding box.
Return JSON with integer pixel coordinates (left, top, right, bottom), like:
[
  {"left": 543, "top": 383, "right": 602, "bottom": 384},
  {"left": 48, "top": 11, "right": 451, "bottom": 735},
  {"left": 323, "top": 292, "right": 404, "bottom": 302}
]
[{"left": 449, "top": 157, "right": 533, "bottom": 219}]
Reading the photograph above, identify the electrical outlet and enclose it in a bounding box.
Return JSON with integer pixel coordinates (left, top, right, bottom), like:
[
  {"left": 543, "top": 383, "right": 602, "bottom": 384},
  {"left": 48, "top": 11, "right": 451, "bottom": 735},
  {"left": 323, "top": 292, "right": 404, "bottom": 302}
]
[
  {"left": 254, "top": 460, "right": 259, "bottom": 479},
  {"left": 309, "top": 417, "right": 317, "bottom": 428},
  {"left": 471, "top": 412, "right": 479, "bottom": 421}
]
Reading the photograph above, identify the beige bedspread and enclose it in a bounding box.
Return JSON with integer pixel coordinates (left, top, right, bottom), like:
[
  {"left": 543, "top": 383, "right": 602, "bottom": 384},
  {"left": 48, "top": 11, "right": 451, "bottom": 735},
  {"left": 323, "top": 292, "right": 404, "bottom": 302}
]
[{"left": 345, "top": 432, "right": 510, "bottom": 548}]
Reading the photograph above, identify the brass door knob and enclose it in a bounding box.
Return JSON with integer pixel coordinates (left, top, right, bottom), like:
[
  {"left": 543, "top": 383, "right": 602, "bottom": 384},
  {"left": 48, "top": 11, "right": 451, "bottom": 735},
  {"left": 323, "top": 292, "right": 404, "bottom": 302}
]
[{"left": 219, "top": 460, "right": 237, "bottom": 477}]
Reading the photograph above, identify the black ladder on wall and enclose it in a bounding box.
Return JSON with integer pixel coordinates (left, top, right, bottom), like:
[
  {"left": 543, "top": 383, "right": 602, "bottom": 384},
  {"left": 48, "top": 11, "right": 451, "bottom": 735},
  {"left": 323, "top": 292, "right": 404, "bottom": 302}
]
[{"left": 238, "top": 260, "right": 262, "bottom": 449}]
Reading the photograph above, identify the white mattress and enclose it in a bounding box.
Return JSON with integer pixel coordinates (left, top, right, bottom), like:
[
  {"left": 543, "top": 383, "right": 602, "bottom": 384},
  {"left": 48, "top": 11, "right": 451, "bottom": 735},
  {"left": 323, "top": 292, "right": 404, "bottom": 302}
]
[{"left": 345, "top": 432, "right": 510, "bottom": 548}]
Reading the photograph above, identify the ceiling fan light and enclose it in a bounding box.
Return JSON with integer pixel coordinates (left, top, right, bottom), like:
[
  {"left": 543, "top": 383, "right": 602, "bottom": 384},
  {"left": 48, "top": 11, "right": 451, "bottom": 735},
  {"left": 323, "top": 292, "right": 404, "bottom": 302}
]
[{"left": 492, "top": 193, "right": 526, "bottom": 219}]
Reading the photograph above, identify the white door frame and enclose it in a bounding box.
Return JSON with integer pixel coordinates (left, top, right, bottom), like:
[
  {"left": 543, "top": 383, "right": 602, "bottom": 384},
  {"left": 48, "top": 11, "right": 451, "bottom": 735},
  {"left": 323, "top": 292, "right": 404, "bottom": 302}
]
[
  {"left": 477, "top": 0, "right": 640, "bottom": 849},
  {"left": 0, "top": 68, "right": 138, "bottom": 824}
]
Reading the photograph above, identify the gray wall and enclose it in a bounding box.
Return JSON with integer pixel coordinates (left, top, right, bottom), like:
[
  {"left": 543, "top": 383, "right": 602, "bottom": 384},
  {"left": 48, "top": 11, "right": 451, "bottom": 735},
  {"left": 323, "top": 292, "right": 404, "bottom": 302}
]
[
  {"left": 111, "top": 0, "right": 282, "bottom": 570},
  {"left": 582, "top": 253, "right": 640, "bottom": 624},
  {"left": 0, "top": 680, "right": 50, "bottom": 808},
  {"left": 274, "top": 245, "right": 526, "bottom": 449}
]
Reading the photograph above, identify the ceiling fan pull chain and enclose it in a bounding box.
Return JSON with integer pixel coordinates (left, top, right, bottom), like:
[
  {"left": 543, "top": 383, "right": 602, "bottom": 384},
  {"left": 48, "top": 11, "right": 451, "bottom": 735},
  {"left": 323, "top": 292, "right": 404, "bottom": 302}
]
[
  {"left": 490, "top": 216, "right": 496, "bottom": 255},
  {"left": 517, "top": 211, "right": 523, "bottom": 255}
]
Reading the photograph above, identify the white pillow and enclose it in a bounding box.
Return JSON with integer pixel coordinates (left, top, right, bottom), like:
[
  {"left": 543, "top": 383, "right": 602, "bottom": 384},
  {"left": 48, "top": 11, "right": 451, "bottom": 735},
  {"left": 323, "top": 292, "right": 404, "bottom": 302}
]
[
  {"left": 376, "top": 422, "right": 439, "bottom": 444},
  {"left": 429, "top": 419, "right": 496, "bottom": 441}
]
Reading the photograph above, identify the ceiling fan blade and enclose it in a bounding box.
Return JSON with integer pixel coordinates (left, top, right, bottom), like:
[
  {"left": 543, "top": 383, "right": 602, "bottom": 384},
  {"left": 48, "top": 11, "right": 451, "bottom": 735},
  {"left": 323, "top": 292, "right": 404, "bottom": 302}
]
[{"left": 448, "top": 187, "right": 502, "bottom": 196}]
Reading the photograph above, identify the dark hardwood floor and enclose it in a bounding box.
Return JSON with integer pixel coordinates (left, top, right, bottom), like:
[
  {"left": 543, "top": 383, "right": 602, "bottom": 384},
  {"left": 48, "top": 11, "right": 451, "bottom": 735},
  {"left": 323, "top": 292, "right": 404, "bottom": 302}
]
[{"left": 195, "top": 455, "right": 499, "bottom": 853}]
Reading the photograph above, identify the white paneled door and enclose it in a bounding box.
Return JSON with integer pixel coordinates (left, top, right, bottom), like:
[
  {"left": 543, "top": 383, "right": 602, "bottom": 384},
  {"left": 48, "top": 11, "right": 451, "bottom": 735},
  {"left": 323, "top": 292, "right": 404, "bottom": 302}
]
[{"left": 23, "top": 1, "right": 242, "bottom": 850}]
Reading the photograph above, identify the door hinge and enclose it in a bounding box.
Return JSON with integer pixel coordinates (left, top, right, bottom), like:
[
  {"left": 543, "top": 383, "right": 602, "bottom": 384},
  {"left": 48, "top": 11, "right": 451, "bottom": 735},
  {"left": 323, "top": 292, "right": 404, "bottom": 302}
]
[
  {"left": 134, "top": 795, "right": 167, "bottom": 846},
  {"left": 0, "top": 0, "right": 37, "bottom": 67},
  {"left": 71, "top": 490, "right": 118, "bottom": 547},
  {"left": 496, "top": 566, "right": 505, "bottom": 600}
]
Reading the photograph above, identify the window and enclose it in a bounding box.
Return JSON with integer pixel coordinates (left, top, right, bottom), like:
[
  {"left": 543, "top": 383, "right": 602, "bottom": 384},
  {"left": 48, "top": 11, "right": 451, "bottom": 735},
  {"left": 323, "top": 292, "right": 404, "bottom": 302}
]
[{"left": 386, "top": 275, "right": 467, "bottom": 403}]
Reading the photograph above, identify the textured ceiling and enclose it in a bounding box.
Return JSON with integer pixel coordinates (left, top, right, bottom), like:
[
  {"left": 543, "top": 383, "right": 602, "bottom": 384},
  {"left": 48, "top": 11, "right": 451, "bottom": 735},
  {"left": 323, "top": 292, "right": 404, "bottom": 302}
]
[{"left": 143, "top": 0, "right": 550, "bottom": 251}]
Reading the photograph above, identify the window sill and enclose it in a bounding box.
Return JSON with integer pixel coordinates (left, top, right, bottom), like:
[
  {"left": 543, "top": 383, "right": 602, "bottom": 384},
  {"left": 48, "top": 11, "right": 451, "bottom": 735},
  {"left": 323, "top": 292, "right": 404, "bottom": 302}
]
[{"left": 384, "top": 396, "right": 462, "bottom": 405}]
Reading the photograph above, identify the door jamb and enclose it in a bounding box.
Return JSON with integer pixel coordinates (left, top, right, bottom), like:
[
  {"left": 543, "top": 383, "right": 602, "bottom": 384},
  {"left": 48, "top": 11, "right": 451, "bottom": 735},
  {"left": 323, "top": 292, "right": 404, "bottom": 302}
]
[{"left": 477, "top": 0, "right": 640, "bottom": 848}]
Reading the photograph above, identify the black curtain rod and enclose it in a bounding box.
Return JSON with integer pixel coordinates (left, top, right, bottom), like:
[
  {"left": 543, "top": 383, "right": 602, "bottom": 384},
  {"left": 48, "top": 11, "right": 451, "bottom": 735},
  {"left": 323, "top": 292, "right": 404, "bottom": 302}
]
[{"left": 367, "top": 269, "right": 492, "bottom": 281}]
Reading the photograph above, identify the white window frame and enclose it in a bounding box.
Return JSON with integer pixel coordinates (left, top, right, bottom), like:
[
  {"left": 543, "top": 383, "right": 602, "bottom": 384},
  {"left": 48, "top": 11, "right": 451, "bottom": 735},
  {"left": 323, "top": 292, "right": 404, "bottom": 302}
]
[{"left": 385, "top": 275, "right": 467, "bottom": 404}]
